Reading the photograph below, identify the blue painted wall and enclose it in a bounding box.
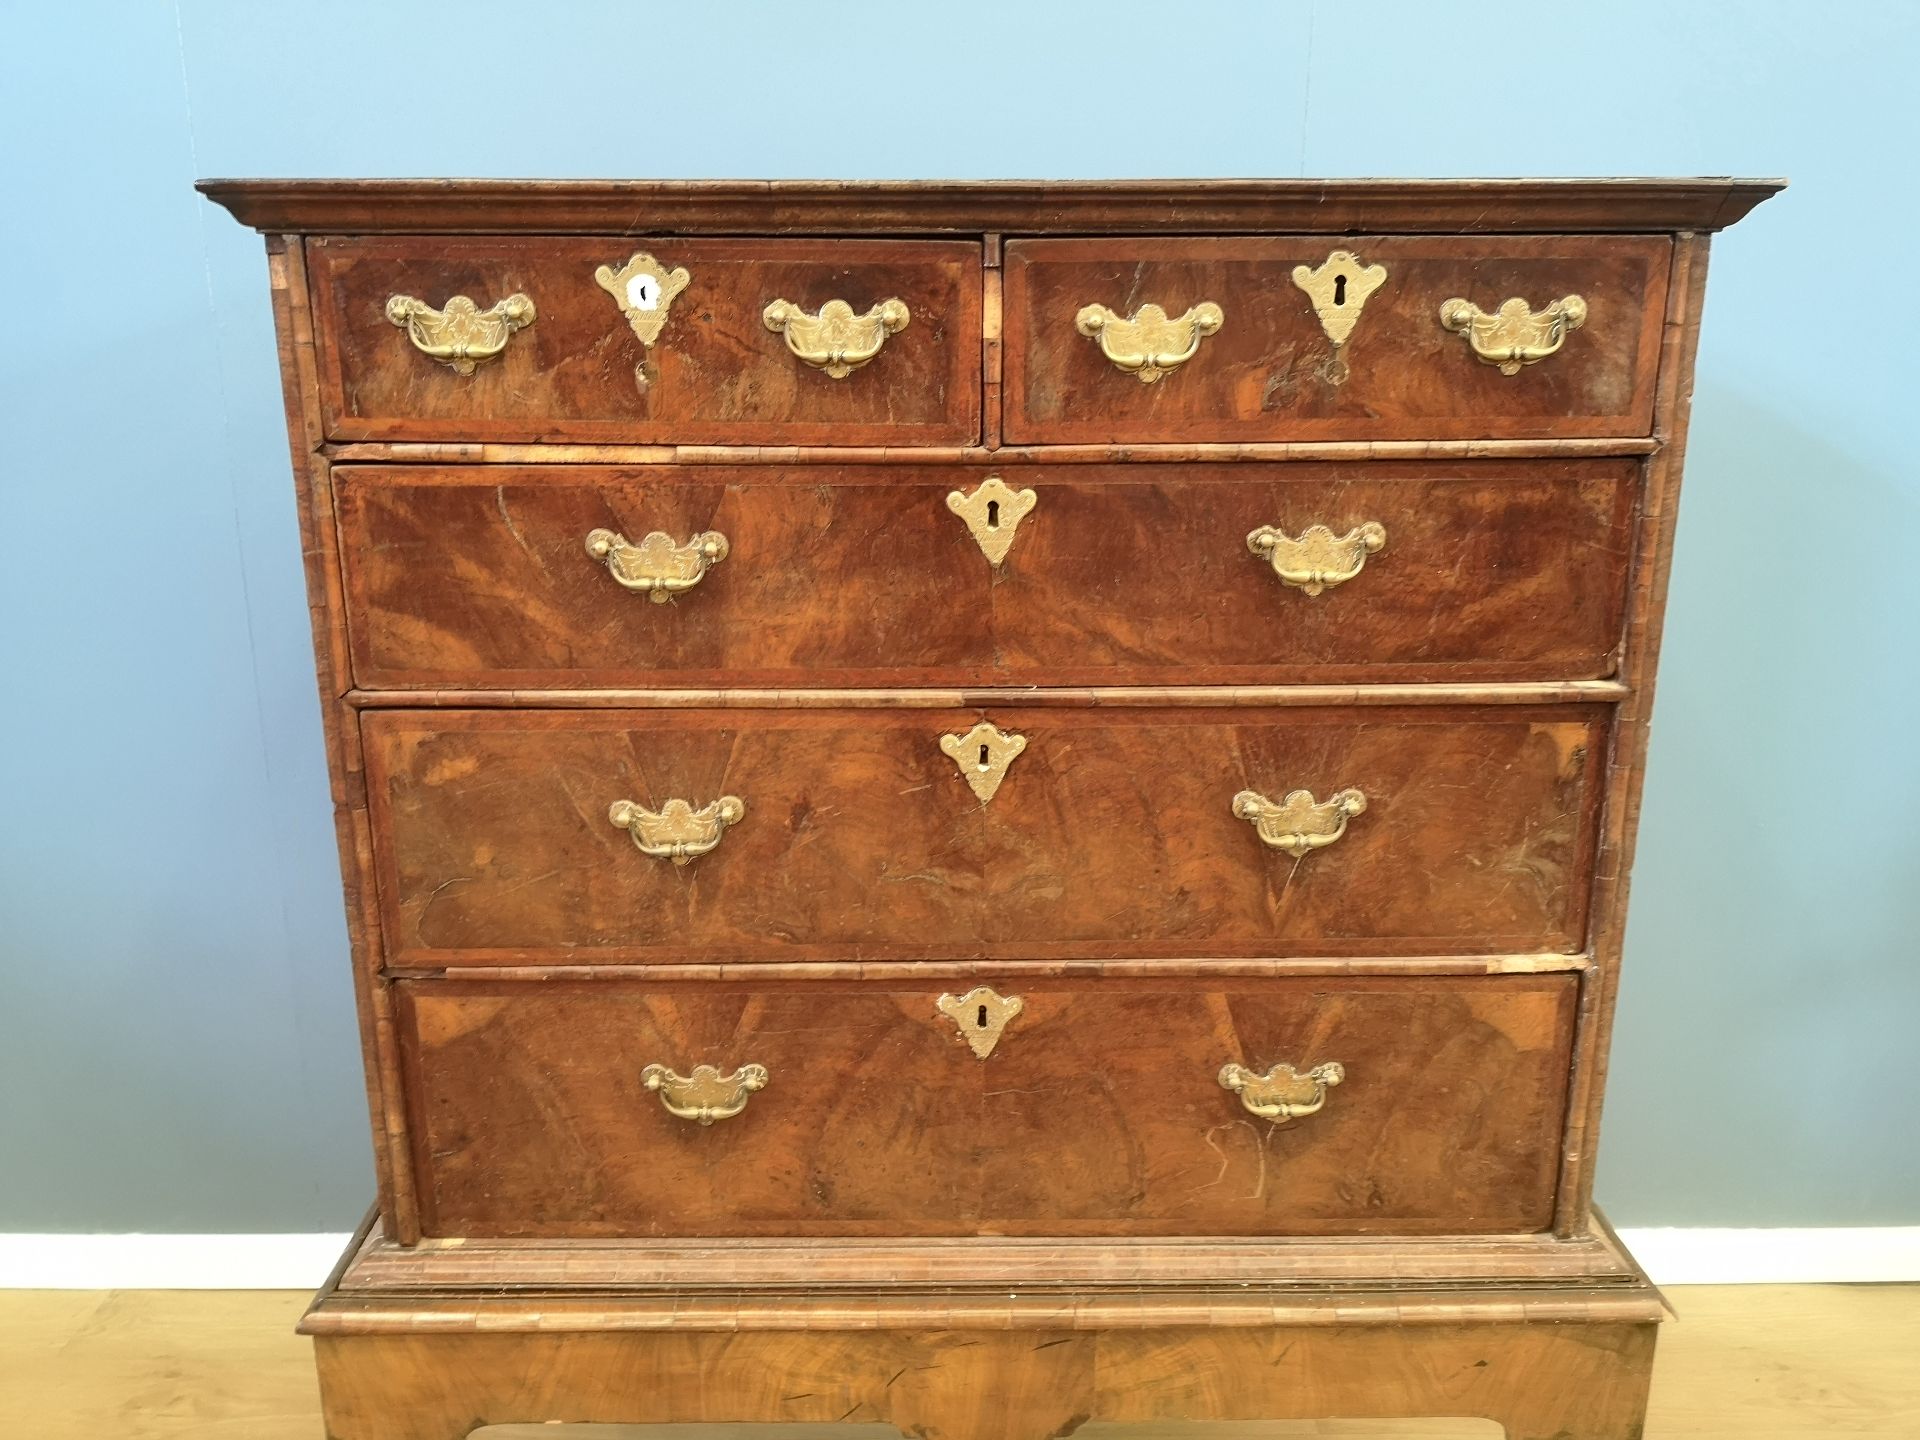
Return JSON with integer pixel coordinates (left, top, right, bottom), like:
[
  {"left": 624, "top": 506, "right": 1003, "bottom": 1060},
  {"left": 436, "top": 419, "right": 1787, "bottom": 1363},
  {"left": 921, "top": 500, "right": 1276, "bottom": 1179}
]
[{"left": 3, "top": 0, "right": 1914, "bottom": 1230}]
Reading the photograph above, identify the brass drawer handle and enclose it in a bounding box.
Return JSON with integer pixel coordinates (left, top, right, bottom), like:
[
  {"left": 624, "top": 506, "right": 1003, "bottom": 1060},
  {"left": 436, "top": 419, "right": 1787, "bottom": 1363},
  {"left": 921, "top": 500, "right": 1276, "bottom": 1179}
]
[
  {"left": 608, "top": 795, "right": 745, "bottom": 865},
  {"left": 384, "top": 292, "right": 535, "bottom": 374},
  {"left": 1075, "top": 301, "right": 1224, "bottom": 382},
  {"left": 763, "top": 297, "right": 910, "bottom": 377},
  {"left": 585, "top": 528, "right": 729, "bottom": 602},
  {"left": 1439, "top": 294, "right": 1587, "bottom": 375},
  {"left": 1247, "top": 521, "right": 1386, "bottom": 596},
  {"left": 1233, "top": 787, "right": 1367, "bottom": 858},
  {"left": 1218, "top": 1061, "right": 1345, "bottom": 1122},
  {"left": 642, "top": 1063, "right": 768, "bottom": 1125}
]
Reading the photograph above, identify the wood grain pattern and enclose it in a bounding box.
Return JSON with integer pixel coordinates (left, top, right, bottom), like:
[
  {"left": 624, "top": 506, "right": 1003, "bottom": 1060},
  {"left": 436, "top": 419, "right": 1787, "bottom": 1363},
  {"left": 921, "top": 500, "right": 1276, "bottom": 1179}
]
[
  {"left": 361, "top": 705, "right": 1608, "bottom": 964},
  {"left": 336, "top": 459, "right": 1638, "bottom": 690},
  {"left": 198, "top": 175, "right": 1784, "bottom": 236},
  {"left": 395, "top": 974, "right": 1575, "bottom": 1238},
  {"left": 307, "top": 236, "right": 982, "bottom": 444},
  {"left": 308, "top": 1319, "right": 1661, "bottom": 1440},
  {"left": 201, "top": 177, "right": 1780, "bottom": 1440},
  {"left": 1004, "top": 237, "right": 1670, "bottom": 442}
]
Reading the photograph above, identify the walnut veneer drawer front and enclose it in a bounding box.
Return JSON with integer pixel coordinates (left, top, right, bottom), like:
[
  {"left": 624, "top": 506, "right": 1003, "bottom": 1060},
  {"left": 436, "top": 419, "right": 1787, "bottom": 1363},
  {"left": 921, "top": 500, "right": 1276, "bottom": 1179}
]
[
  {"left": 307, "top": 237, "right": 982, "bottom": 444},
  {"left": 1004, "top": 236, "right": 1670, "bottom": 442},
  {"left": 363, "top": 706, "right": 1606, "bottom": 965},
  {"left": 338, "top": 459, "right": 1637, "bottom": 689},
  {"left": 397, "top": 975, "right": 1577, "bottom": 1238}
]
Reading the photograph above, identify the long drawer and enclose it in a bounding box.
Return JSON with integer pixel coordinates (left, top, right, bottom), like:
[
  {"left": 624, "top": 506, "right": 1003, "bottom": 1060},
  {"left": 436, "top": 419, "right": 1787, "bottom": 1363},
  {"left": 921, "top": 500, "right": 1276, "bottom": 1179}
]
[
  {"left": 1004, "top": 235, "right": 1670, "bottom": 442},
  {"left": 363, "top": 705, "right": 1607, "bottom": 965},
  {"left": 337, "top": 460, "right": 1638, "bottom": 689},
  {"left": 307, "top": 236, "right": 982, "bottom": 444},
  {"left": 397, "top": 974, "right": 1579, "bottom": 1238}
]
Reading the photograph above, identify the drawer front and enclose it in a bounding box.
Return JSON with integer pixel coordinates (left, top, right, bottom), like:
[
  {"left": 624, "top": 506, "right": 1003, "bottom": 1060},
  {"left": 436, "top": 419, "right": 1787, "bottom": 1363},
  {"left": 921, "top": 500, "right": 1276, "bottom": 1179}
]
[
  {"left": 1003, "top": 236, "right": 1670, "bottom": 442},
  {"left": 398, "top": 975, "right": 1577, "bottom": 1238},
  {"left": 364, "top": 706, "right": 1606, "bottom": 965},
  {"left": 338, "top": 459, "right": 1637, "bottom": 689},
  {"left": 307, "top": 237, "right": 982, "bottom": 444}
]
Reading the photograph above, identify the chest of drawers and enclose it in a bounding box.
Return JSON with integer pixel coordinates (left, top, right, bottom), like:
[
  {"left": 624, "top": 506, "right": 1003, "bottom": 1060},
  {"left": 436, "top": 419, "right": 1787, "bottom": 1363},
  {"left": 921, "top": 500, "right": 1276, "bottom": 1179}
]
[{"left": 204, "top": 177, "right": 1777, "bottom": 1440}]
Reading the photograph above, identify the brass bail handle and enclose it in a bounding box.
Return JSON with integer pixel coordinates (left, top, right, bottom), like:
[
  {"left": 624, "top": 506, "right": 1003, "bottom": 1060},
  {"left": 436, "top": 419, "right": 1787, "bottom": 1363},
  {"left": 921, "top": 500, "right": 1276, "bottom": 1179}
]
[
  {"left": 385, "top": 292, "right": 536, "bottom": 374},
  {"left": 763, "top": 297, "right": 910, "bottom": 377},
  {"left": 1075, "top": 301, "right": 1223, "bottom": 382},
  {"left": 586, "top": 528, "right": 729, "bottom": 602},
  {"left": 642, "top": 1063, "right": 768, "bottom": 1125},
  {"left": 1439, "top": 294, "right": 1588, "bottom": 375},
  {"left": 608, "top": 795, "right": 745, "bottom": 864},
  {"left": 1218, "top": 1061, "right": 1345, "bottom": 1122},
  {"left": 1232, "top": 787, "right": 1367, "bottom": 858},
  {"left": 1247, "top": 522, "right": 1386, "bottom": 596}
]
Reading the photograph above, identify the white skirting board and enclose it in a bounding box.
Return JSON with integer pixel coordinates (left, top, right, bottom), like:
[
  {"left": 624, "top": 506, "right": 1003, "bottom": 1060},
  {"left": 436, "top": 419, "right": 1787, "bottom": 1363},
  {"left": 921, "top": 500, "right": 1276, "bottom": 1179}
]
[{"left": 0, "top": 1227, "right": 1916, "bottom": 1290}]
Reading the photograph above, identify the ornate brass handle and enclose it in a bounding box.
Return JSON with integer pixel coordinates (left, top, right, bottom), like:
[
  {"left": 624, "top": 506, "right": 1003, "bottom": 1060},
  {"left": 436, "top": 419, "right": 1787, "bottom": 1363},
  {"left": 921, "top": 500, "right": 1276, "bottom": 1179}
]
[
  {"left": 585, "top": 528, "right": 729, "bottom": 602},
  {"left": 1247, "top": 522, "right": 1386, "bottom": 596},
  {"left": 1218, "top": 1061, "right": 1345, "bottom": 1122},
  {"left": 763, "top": 297, "right": 910, "bottom": 377},
  {"left": 608, "top": 795, "right": 745, "bottom": 865},
  {"left": 1438, "top": 294, "right": 1588, "bottom": 375},
  {"left": 1233, "top": 788, "right": 1367, "bottom": 859},
  {"left": 385, "top": 292, "right": 535, "bottom": 374},
  {"left": 642, "top": 1063, "right": 768, "bottom": 1125},
  {"left": 1075, "top": 301, "right": 1224, "bottom": 382}
]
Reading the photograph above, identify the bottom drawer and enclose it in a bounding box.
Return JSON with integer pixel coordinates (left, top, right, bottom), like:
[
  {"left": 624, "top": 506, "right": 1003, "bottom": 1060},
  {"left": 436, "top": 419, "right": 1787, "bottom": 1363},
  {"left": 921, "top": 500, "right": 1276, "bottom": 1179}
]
[{"left": 398, "top": 975, "right": 1577, "bottom": 1239}]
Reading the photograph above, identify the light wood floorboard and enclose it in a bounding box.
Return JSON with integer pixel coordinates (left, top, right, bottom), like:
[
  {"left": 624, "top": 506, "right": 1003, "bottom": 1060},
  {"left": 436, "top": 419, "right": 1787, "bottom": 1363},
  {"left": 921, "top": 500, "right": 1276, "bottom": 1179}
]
[{"left": 2, "top": 1286, "right": 1914, "bottom": 1438}]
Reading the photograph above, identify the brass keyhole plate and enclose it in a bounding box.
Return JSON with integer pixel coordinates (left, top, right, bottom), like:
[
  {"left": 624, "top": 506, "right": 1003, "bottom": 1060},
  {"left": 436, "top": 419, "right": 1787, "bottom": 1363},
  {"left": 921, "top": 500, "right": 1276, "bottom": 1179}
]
[{"left": 936, "top": 986, "right": 1025, "bottom": 1059}]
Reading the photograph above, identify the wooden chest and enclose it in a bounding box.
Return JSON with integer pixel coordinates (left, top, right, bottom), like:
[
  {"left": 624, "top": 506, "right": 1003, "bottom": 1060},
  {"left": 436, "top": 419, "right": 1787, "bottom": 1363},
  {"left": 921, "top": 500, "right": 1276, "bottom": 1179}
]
[{"left": 203, "top": 177, "right": 1777, "bottom": 1440}]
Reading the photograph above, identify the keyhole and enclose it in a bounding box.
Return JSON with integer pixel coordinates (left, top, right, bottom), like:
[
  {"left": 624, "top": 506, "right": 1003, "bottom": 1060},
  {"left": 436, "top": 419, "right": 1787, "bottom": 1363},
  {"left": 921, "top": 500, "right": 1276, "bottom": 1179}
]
[
  {"left": 1332, "top": 273, "right": 1348, "bottom": 306},
  {"left": 978, "top": 744, "right": 991, "bottom": 769},
  {"left": 986, "top": 498, "right": 1000, "bottom": 528},
  {"left": 977, "top": 1004, "right": 990, "bottom": 1028}
]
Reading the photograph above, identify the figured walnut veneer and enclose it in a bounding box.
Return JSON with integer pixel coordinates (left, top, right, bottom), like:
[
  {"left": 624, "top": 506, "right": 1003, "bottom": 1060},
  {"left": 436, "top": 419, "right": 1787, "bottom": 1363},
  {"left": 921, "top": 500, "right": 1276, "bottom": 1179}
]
[{"left": 203, "top": 176, "right": 1778, "bottom": 1440}]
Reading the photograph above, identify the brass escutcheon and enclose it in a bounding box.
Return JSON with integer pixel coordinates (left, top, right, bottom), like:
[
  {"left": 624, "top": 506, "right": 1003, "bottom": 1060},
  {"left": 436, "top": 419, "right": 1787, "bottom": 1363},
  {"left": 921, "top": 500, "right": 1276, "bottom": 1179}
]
[
  {"left": 595, "top": 251, "right": 691, "bottom": 347},
  {"left": 763, "top": 297, "right": 910, "bottom": 377},
  {"left": 608, "top": 795, "right": 745, "bottom": 865},
  {"left": 1074, "top": 301, "right": 1224, "bottom": 382},
  {"left": 1232, "top": 787, "right": 1368, "bottom": 859},
  {"left": 385, "top": 292, "right": 536, "bottom": 374},
  {"left": 936, "top": 986, "right": 1025, "bottom": 1060},
  {"left": 595, "top": 251, "right": 690, "bottom": 388},
  {"left": 1218, "top": 1061, "right": 1345, "bottom": 1122},
  {"left": 945, "top": 475, "right": 1037, "bottom": 565},
  {"left": 1291, "top": 250, "right": 1387, "bottom": 382},
  {"left": 586, "top": 527, "right": 729, "bottom": 602},
  {"left": 641, "top": 1063, "right": 768, "bottom": 1125},
  {"left": 939, "top": 721, "right": 1027, "bottom": 805},
  {"left": 1439, "top": 294, "right": 1588, "bottom": 375},
  {"left": 1247, "top": 521, "right": 1387, "bottom": 596}
]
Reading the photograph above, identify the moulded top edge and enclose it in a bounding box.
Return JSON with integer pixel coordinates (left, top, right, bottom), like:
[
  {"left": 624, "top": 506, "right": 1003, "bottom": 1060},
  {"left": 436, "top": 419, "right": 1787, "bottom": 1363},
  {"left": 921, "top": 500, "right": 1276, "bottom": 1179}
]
[{"left": 195, "top": 176, "right": 1786, "bottom": 237}]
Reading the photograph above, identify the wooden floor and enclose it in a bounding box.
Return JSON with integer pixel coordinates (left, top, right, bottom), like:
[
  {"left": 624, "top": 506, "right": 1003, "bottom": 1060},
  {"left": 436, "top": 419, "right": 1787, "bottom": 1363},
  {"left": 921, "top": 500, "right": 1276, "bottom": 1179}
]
[{"left": 3, "top": 1286, "right": 1915, "bottom": 1438}]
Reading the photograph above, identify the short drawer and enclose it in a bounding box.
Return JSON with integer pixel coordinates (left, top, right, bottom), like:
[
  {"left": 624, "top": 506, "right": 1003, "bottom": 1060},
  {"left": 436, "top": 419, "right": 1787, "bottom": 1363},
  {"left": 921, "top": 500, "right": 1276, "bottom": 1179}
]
[
  {"left": 337, "top": 459, "right": 1637, "bottom": 689},
  {"left": 363, "top": 705, "right": 1607, "bottom": 966},
  {"left": 397, "top": 974, "right": 1578, "bottom": 1238},
  {"left": 1003, "top": 235, "right": 1670, "bottom": 442},
  {"left": 306, "top": 236, "right": 982, "bottom": 444}
]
